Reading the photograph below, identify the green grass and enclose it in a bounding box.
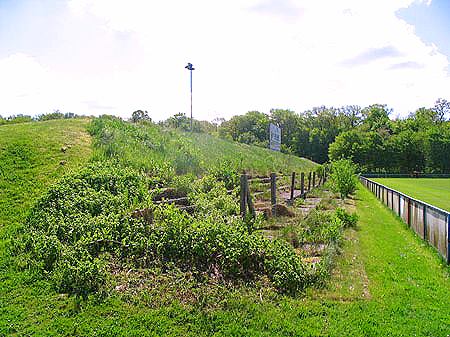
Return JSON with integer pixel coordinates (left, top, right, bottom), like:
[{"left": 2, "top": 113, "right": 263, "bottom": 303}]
[
  {"left": 1, "top": 120, "right": 449, "bottom": 335},
  {"left": 372, "top": 178, "right": 450, "bottom": 212},
  {"left": 187, "top": 132, "right": 316, "bottom": 175},
  {"left": 88, "top": 117, "right": 317, "bottom": 177}
]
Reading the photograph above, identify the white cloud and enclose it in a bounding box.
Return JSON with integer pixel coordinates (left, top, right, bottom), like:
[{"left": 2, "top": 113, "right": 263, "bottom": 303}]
[{"left": 0, "top": 0, "right": 448, "bottom": 119}]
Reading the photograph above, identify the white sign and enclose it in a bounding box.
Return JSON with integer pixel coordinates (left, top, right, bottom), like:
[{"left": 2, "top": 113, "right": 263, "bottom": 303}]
[{"left": 269, "top": 123, "right": 281, "bottom": 151}]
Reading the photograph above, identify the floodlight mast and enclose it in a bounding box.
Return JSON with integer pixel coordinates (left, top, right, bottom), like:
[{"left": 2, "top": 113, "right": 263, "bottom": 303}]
[{"left": 185, "top": 63, "right": 195, "bottom": 131}]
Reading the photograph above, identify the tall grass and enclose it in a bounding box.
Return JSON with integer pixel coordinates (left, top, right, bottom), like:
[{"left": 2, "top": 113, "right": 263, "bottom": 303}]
[{"left": 88, "top": 116, "right": 317, "bottom": 177}]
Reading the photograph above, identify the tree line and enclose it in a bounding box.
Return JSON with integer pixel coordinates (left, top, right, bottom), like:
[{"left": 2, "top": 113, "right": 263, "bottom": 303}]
[{"left": 213, "top": 99, "right": 450, "bottom": 173}]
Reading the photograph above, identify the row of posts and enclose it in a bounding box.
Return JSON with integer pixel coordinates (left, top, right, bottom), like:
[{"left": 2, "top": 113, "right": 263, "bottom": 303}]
[{"left": 240, "top": 170, "right": 326, "bottom": 218}]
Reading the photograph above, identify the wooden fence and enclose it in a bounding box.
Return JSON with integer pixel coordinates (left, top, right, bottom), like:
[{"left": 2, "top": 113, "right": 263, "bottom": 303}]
[
  {"left": 240, "top": 170, "right": 326, "bottom": 218},
  {"left": 360, "top": 176, "right": 450, "bottom": 264}
]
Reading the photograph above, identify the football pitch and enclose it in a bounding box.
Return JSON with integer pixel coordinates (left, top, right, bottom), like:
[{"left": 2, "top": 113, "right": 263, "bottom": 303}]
[{"left": 371, "top": 178, "right": 450, "bottom": 212}]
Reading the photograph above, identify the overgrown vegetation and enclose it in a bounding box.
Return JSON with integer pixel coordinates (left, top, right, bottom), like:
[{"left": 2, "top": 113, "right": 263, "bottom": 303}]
[
  {"left": 15, "top": 117, "right": 318, "bottom": 299},
  {"left": 329, "top": 159, "right": 358, "bottom": 199},
  {"left": 2, "top": 119, "right": 450, "bottom": 336}
]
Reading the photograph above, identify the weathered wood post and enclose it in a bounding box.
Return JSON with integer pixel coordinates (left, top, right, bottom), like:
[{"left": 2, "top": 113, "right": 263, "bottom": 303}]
[
  {"left": 447, "top": 214, "right": 450, "bottom": 264},
  {"left": 312, "top": 171, "right": 316, "bottom": 187},
  {"left": 308, "top": 172, "right": 312, "bottom": 191},
  {"left": 240, "top": 174, "right": 247, "bottom": 217},
  {"left": 423, "top": 205, "right": 427, "bottom": 240},
  {"left": 270, "top": 173, "right": 277, "bottom": 215},
  {"left": 290, "top": 172, "right": 296, "bottom": 201},
  {"left": 300, "top": 172, "right": 305, "bottom": 197},
  {"left": 407, "top": 198, "right": 411, "bottom": 227},
  {"left": 246, "top": 176, "right": 255, "bottom": 218}
]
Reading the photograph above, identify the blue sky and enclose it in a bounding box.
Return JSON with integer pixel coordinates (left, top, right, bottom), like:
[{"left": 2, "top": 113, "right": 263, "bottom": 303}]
[
  {"left": 398, "top": 0, "right": 450, "bottom": 62},
  {"left": 0, "top": 0, "right": 449, "bottom": 120}
]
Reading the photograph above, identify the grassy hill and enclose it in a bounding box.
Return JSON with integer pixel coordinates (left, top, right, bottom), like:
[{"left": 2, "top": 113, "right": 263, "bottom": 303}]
[
  {"left": 87, "top": 116, "right": 317, "bottom": 177},
  {"left": 0, "top": 118, "right": 449, "bottom": 336}
]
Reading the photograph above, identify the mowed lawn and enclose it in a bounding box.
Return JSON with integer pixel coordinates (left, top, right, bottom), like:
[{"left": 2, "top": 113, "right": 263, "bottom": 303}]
[{"left": 372, "top": 178, "right": 450, "bottom": 212}]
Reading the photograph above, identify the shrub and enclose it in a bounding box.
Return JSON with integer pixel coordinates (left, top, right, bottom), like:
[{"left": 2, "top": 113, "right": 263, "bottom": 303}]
[
  {"left": 335, "top": 207, "right": 358, "bottom": 228},
  {"left": 329, "top": 159, "right": 358, "bottom": 199},
  {"left": 22, "top": 162, "right": 310, "bottom": 297}
]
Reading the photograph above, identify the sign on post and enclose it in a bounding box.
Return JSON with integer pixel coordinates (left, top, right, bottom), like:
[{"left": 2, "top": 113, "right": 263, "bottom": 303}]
[{"left": 269, "top": 123, "right": 281, "bottom": 151}]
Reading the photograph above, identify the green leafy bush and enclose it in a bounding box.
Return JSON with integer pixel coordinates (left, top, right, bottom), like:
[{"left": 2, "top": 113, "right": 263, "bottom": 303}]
[
  {"left": 335, "top": 207, "right": 358, "bottom": 228},
  {"left": 22, "top": 162, "right": 310, "bottom": 297},
  {"left": 329, "top": 159, "right": 358, "bottom": 199}
]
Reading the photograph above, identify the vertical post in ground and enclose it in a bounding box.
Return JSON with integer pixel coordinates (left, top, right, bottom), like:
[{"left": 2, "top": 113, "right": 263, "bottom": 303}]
[
  {"left": 290, "top": 172, "right": 296, "bottom": 201},
  {"left": 423, "top": 205, "right": 427, "bottom": 240},
  {"left": 300, "top": 172, "right": 305, "bottom": 197},
  {"left": 391, "top": 189, "right": 394, "bottom": 210},
  {"left": 270, "top": 173, "right": 277, "bottom": 215},
  {"left": 407, "top": 198, "right": 411, "bottom": 227},
  {"left": 447, "top": 213, "right": 450, "bottom": 264},
  {"left": 240, "top": 174, "right": 247, "bottom": 218},
  {"left": 246, "top": 176, "right": 255, "bottom": 218},
  {"left": 312, "top": 171, "right": 316, "bottom": 188},
  {"left": 308, "top": 172, "right": 312, "bottom": 191}
]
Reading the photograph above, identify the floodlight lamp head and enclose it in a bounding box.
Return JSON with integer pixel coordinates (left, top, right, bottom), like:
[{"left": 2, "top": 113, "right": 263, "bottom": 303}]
[{"left": 185, "top": 63, "right": 194, "bottom": 70}]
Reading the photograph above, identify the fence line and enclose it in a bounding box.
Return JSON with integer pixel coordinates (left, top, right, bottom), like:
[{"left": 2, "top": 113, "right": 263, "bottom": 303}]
[
  {"left": 241, "top": 170, "right": 326, "bottom": 218},
  {"left": 362, "top": 173, "right": 450, "bottom": 179},
  {"left": 360, "top": 176, "right": 450, "bottom": 264}
]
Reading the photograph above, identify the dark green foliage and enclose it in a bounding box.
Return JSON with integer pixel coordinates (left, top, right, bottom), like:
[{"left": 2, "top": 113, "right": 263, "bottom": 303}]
[
  {"left": 130, "top": 110, "right": 152, "bottom": 123},
  {"left": 22, "top": 161, "right": 310, "bottom": 296}
]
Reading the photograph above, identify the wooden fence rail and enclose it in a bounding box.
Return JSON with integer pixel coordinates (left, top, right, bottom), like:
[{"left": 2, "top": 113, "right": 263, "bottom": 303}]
[{"left": 240, "top": 169, "right": 326, "bottom": 218}]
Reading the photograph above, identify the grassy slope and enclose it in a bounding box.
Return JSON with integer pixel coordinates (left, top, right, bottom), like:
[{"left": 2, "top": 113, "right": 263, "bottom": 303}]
[
  {"left": 0, "top": 120, "right": 449, "bottom": 335},
  {"left": 372, "top": 178, "right": 450, "bottom": 212},
  {"left": 89, "top": 118, "right": 317, "bottom": 176},
  {"left": 186, "top": 132, "right": 316, "bottom": 175}
]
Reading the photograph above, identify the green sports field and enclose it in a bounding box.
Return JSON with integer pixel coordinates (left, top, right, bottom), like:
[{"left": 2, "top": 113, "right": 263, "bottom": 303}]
[{"left": 372, "top": 178, "right": 450, "bottom": 212}]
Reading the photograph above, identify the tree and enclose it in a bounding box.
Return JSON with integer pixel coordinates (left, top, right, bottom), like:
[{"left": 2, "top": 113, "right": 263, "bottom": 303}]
[
  {"left": 432, "top": 98, "right": 450, "bottom": 122},
  {"left": 131, "top": 110, "right": 152, "bottom": 123},
  {"left": 426, "top": 125, "right": 450, "bottom": 173},
  {"left": 329, "top": 159, "right": 358, "bottom": 199}
]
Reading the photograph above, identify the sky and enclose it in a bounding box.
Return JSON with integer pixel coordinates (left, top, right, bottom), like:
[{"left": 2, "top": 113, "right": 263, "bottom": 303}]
[{"left": 0, "top": 0, "right": 449, "bottom": 121}]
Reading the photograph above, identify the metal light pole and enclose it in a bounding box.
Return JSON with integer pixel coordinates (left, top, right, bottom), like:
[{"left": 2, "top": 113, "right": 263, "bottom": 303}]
[{"left": 185, "top": 62, "right": 195, "bottom": 131}]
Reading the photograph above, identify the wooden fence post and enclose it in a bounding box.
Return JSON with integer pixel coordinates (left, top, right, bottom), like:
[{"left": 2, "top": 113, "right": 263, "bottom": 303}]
[
  {"left": 312, "top": 171, "right": 316, "bottom": 187},
  {"left": 290, "top": 172, "right": 296, "bottom": 201},
  {"left": 246, "top": 178, "right": 255, "bottom": 218},
  {"left": 447, "top": 213, "right": 450, "bottom": 264},
  {"left": 270, "top": 173, "right": 277, "bottom": 215},
  {"left": 240, "top": 174, "right": 247, "bottom": 217},
  {"left": 391, "top": 190, "right": 394, "bottom": 210},
  {"left": 423, "top": 205, "right": 427, "bottom": 240},
  {"left": 300, "top": 172, "right": 305, "bottom": 197},
  {"left": 407, "top": 198, "right": 411, "bottom": 227},
  {"left": 308, "top": 172, "right": 312, "bottom": 191}
]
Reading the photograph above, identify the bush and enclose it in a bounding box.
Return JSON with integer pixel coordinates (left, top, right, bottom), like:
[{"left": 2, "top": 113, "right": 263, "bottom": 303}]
[
  {"left": 335, "top": 207, "right": 358, "bottom": 228},
  {"left": 329, "top": 159, "right": 358, "bottom": 199},
  {"left": 22, "top": 162, "right": 311, "bottom": 297}
]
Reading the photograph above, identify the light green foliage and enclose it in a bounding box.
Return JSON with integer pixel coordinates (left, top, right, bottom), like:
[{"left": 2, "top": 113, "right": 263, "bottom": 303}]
[
  {"left": 335, "top": 207, "right": 358, "bottom": 228},
  {"left": 88, "top": 116, "right": 316, "bottom": 177},
  {"left": 329, "top": 159, "right": 358, "bottom": 199}
]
